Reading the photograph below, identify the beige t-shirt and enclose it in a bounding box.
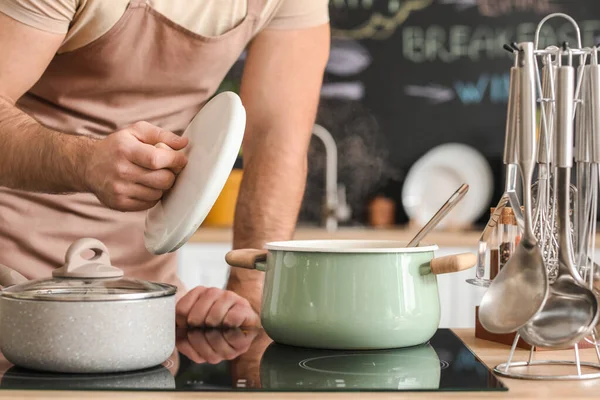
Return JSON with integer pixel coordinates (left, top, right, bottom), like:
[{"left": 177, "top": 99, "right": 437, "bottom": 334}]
[{"left": 0, "top": 0, "right": 329, "bottom": 53}]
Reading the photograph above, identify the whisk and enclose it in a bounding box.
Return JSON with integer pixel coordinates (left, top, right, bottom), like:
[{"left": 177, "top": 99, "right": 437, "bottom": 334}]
[{"left": 532, "top": 49, "right": 559, "bottom": 281}]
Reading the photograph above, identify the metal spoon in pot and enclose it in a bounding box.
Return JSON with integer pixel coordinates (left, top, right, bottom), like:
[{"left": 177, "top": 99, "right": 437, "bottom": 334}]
[
  {"left": 478, "top": 43, "right": 549, "bottom": 334},
  {"left": 518, "top": 59, "right": 599, "bottom": 348},
  {"left": 406, "top": 183, "right": 469, "bottom": 247}
]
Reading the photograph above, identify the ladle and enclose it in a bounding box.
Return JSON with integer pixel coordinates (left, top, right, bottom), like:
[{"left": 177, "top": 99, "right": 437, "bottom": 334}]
[
  {"left": 478, "top": 43, "right": 549, "bottom": 334},
  {"left": 518, "top": 55, "right": 599, "bottom": 348},
  {"left": 589, "top": 50, "right": 600, "bottom": 293},
  {"left": 583, "top": 48, "right": 600, "bottom": 345}
]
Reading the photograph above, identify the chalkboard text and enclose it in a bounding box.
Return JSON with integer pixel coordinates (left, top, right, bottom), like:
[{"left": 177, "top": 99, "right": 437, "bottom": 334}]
[
  {"left": 403, "top": 20, "right": 600, "bottom": 63},
  {"left": 454, "top": 73, "right": 509, "bottom": 104},
  {"left": 330, "top": 0, "right": 418, "bottom": 13},
  {"left": 477, "top": 0, "right": 559, "bottom": 17}
]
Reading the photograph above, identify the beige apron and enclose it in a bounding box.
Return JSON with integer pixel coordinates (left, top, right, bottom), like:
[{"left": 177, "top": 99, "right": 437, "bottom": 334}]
[{"left": 0, "top": 0, "right": 263, "bottom": 294}]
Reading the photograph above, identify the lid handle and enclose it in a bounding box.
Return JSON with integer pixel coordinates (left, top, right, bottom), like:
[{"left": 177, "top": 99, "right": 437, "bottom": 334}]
[{"left": 53, "top": 238, "right": 124, "bottom": 278}]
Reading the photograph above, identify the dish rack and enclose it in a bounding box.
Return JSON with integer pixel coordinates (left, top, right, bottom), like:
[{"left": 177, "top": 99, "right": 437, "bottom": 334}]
[{"left": 467, "top": 13, "right": 600, "bottom": 380}]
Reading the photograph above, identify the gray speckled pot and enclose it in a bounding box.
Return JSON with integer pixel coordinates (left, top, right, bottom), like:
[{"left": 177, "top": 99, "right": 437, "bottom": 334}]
[
  {"left": 0, "top": 295, "right": 175, "bottom": 374},
  {"left": 0, "top": 238, "right": 178, "bottom": 374}
]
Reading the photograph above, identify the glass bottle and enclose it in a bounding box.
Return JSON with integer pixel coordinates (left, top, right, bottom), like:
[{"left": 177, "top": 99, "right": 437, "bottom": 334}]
[
  {"left": 498, "top": 207, "right": 518, "bottom": 273},
  {"left": 489, "top": 207, "right": 501, "bottom": 280}
]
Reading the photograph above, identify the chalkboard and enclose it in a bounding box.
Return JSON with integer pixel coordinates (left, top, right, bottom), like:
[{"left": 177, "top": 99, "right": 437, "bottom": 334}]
[{"left": 221, "top": 0, "right": 600, "bottom": 227}]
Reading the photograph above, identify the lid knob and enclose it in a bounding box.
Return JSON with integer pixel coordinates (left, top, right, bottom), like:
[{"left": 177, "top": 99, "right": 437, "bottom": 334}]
[{"left": 53, "top": 238, "right": 124, "bottom": 279}]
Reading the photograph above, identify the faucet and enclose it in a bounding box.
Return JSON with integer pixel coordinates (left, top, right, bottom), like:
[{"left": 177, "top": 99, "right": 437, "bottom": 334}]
[{"left": 311, "top": 124, "right": 352, "bottom": 231}]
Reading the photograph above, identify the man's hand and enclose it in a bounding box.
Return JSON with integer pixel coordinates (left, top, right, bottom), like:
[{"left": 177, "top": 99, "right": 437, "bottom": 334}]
[
  {"left": 175, "top": 286, "right": 260, "bottom": 328},
  {"left": 176, "top": 328, "right": 258, "bottom": 364},
  {"left": 0, "top": 15, "right": 189, "bottom": 200},
  {"left": 84, "top": 121, "right": 188, "bottom": 211}
]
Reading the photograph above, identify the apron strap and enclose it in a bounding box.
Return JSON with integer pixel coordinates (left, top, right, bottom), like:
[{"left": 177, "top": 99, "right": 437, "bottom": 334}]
[
  {"left": 129, "top": 0, "right": 148, "bottom": 8},
  {"left": 246, "top": 0, "right": 265, "bottom": 18}
]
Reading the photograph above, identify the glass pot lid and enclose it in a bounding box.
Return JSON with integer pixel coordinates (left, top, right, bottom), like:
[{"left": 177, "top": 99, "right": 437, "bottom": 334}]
[
  {"left": 0, "top": 238, "right": 176, "bottom": 302},
  {"left": 1, "top": 276, "right": 176, "bottom": 301}
]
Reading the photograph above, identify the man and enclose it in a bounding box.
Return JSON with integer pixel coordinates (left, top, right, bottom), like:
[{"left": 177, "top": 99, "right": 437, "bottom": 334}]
[{"left": 0, "top": 0, "right": 329, "bottom": 328}]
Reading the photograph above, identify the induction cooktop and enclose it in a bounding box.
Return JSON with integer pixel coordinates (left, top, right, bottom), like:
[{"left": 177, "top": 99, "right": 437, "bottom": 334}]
[{"left": 0, "top": 329, "right": 507, "bottom": 393}]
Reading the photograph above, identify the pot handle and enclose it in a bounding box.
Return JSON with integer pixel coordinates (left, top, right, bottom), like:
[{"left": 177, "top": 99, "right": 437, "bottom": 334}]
[
  {"left": 422, "top": 252, "right": 477, "bottom": 275},
  {"left": 0, "top": 264, "right": 28, "bottom": 288},
  {"left": 225, "top": 249, "right": 268, "bottom": 271}
]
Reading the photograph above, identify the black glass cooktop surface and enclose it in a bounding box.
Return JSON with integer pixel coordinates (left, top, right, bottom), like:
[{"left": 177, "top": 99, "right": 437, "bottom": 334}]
[{"left": 0, "top": 329, "right": 507, "bottom": 392}]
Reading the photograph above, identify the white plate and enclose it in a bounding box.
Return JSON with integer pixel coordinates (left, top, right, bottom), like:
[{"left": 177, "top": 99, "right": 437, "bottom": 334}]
[
  {"left": 144, "top": 92, "right": 246, "bottom": 254},
  {"left": 401, "top": 143, "right": 493, "bottom": 229}
]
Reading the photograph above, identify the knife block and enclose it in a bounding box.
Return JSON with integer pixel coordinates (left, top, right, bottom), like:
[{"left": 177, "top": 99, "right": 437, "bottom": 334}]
[{"left": 474, "top": 306, "right": 596, "bottom": 351}]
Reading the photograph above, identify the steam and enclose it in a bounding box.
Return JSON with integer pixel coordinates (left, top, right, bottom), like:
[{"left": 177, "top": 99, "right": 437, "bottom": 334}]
[{"left": 299, "top": 99, "right": 400, "bottom": 224}]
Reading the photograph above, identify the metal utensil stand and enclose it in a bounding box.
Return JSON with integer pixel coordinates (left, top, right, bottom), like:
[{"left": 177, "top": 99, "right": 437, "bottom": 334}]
[{"left": 473, "top": 13, "right": 600, "bottom": 380}]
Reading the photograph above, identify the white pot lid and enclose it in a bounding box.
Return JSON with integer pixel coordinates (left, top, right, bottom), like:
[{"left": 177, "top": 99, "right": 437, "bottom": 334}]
[{"left": 143, "top": 91, "right": 246, "bottom": 254}]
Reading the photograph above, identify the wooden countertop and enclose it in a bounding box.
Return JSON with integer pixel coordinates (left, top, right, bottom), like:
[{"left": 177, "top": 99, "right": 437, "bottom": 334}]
[
  {"left": 189, "top": 226, "right": 484, "bottom": 247},
  {"left": 2, "top": 330, "right": 600, "bottom": 399},
  {"left": 191, "top": 226, "right": 600, "bottom": 248}
]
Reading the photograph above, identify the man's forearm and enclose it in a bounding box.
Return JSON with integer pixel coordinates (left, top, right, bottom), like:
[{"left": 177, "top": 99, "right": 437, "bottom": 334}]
[
  {"left": 0, "top": 96, "right": 92, "bottom": 193},
  {"left": 225, "top": 23, "right": 329, "bottom": 312},
  {"left": 227, "top": 130, "right": 309, "bottom": 312},
  {"left": 233, "top": 141, "right": 306, "bottom": 248}
]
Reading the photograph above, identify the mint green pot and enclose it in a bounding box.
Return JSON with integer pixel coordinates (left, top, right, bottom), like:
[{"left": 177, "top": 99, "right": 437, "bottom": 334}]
[{"left": 226, "top": 240, "right": 475, "bottom": 350}]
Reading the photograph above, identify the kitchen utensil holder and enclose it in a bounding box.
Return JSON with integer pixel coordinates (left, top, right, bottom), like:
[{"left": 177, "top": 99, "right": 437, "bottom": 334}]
[
  {"left": 471, "top": 13, "right": 600, "bottom": 380},
  {"left": 493, "top": 331, "right": 600, "bottom": 381}
]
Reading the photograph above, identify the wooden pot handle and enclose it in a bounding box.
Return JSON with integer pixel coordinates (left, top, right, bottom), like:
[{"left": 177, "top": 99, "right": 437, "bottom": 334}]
[
  {"left": 225, "top": 249, "right": 268, "bottom": 270},
  {"left": 430, "top": 253, "right": 477, "bottom": 275}
]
